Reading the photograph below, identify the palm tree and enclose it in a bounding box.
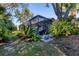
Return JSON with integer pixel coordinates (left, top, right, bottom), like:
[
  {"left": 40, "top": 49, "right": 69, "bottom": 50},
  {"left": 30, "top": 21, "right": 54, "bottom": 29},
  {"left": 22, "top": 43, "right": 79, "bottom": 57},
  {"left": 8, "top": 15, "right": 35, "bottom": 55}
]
[{"left": 19, "top": 8, "right": 33, "bottom": 25}]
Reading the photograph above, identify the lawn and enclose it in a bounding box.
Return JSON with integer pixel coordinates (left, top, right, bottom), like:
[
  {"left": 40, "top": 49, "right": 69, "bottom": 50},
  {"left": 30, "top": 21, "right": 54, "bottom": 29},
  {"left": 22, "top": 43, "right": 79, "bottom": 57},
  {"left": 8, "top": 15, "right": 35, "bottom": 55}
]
[{"left": 0, "top": 40, "right": 65, "bottom": 56}]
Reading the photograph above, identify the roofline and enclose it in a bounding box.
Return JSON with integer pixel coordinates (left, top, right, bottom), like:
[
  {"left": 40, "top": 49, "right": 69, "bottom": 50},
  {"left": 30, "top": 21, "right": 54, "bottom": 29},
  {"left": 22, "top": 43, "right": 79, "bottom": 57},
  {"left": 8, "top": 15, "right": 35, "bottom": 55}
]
[{"left": 29, "top": 15, "right": 51, "bottom": 21}]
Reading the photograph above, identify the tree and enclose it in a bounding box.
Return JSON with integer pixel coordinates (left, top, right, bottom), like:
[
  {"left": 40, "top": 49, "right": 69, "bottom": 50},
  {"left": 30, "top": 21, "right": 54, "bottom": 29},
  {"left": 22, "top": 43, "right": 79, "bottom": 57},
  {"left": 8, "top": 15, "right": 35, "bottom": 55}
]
[
  {"left": 19, "top": 8, "right": 33, "bottom": 26},
  {"left": 0, "top": 4, "right": 14, "bottom": 38},
  {"left": 2, "top": 4, "right": 33, "bottom": 25},
  {"left": 50, "top": 3, "right": 77, "bottom": 20}
]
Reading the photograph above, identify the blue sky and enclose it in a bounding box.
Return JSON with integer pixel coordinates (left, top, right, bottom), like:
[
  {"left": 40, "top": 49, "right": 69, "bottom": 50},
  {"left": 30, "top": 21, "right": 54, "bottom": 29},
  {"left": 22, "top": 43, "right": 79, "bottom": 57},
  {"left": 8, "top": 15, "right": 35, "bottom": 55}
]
[
  {"left": 28, "top": 3, "right": 57, "bottom": 19},
  {"left": 76, "top": 13, "right": 79, "bottom": 18}
]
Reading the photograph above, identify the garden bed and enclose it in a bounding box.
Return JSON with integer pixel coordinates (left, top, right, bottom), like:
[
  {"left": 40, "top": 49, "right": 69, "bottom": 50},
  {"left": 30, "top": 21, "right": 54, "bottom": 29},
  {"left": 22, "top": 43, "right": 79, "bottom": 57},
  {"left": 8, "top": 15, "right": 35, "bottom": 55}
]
[{"left": 54, "top": 35, "right": 79, "bottom": 56}]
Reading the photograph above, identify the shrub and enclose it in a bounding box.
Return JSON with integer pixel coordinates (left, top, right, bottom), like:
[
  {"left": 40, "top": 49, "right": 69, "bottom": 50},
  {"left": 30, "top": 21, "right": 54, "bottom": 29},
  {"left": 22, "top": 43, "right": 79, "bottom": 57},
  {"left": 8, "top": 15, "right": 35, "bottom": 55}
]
[
  {"left": 31, "top": 33, "right": 41, "bottom": 41},
  {"left": 66, "top": 16, "right": 74, "bottom": 22},
  {"left": 12, "top": 31, "right": 24, "bottom": 37},
  {"left": 2, "top": 31, "right": 15, "bottom": 42},
  {"left": 2, "top": 31, "right": 25, "bottom": 42},
  {"left": 24, "top": 27, "right": 41, "bottom": 41},
  {"left": 71, "top": 20, "right": 79, "bottom": 34},
  {"left": 49, "top": 20, "right": 76, "bottom": 37},
  {"left": 24, "top": 26, "right": 34, "bottom": 37}
]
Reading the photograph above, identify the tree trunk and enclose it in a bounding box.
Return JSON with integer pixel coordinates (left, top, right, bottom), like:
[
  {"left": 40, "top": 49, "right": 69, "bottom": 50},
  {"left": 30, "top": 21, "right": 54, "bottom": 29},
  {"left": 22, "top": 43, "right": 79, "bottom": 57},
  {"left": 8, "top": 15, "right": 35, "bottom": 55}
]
[
  {"left": 51, "top": 3, "right": 72, "bottom": 20},
  {"left": 51, "top": 3, "right": 62, "bottom": 20},
  {"left": 51, "top": 3, "right": 57, "bottom": 16},
  {"left": 64, "top": 6, "right": 71, "bottom": 19}
]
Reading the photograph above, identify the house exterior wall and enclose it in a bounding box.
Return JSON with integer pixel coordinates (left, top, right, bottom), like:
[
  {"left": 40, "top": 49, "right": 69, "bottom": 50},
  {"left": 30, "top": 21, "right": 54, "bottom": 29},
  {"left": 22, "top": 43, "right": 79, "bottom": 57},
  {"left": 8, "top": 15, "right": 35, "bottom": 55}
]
[{"left": 28, "top": 15, "right": 53, "bottom": 35}]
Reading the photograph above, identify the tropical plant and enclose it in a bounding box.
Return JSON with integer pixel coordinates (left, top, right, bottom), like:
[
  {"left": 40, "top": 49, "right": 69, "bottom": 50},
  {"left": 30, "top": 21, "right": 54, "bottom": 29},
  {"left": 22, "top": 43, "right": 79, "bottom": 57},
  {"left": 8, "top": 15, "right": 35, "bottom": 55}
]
[
  {"left": 0, "top": 5, "right": 15, "bottom": 41},
  {"left": 31, "top": 33, "right": 41, "bottom": 41},
  {"left": 12, "top": 31, "right": 24, "bottom": 37},
  {"left": 24, "top": 26, "right": 34, "bottom": 37},
  {"left": 24, "top": 26, "right": 41, "bottom": 41},
  {"left": 49, "top": 20, "right": 76, "bottom": 36}
]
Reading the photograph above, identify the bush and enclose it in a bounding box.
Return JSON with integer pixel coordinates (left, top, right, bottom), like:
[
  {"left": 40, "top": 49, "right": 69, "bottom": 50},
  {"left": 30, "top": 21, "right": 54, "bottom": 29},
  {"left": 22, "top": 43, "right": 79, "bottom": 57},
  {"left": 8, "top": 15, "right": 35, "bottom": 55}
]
[
  {"left": 24, "top": 26, "right": 34, "bottom": 37},
  {"left": 12, "top": 31, "right": 24, "bottom": 37},
  {"left": 31, "top": 33, "right": 41, "bottom": 41},
  {"left": 49, "top": 20, "right": 76, "bottom": 37},
  {"left": 24, "top": 27, "right": 41, "bottom": 41},
  {"left": 2, "top": 31, "right": 25, "bottom": 42},
  {"left": 66, "top": 16, "right": 74, "bottom": 22},
  {"left": 1, "top": 32, "right": 13, "bottom": 42}
]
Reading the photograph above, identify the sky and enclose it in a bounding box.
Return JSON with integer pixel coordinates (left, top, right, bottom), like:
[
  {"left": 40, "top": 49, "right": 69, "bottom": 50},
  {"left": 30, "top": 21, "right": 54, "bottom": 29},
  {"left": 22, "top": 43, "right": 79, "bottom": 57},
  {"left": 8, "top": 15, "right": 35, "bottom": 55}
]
[
  {"left": 13, "top": 3, "right": 57, "bottom": 26},
  {"left": 28, "top": 3, "right": 57, "bottom": 19},
  {"left": 76, "top": 12, "right": 79, "bottom": 18}
]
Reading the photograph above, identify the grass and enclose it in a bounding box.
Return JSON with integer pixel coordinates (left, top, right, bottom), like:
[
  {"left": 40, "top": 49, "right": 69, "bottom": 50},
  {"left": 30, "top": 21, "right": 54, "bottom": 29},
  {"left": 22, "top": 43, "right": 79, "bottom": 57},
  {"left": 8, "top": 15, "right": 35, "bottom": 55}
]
[{"left": 0, "top": 40, "right": 65, "bottom": 56}]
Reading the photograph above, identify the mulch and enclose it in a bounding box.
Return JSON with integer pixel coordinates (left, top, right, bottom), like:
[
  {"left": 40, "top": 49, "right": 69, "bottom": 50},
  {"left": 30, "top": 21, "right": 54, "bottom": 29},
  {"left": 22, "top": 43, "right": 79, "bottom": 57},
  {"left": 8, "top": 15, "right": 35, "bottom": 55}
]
[{"left": 54, "top": 35, "right": 79, "bottom": 56}]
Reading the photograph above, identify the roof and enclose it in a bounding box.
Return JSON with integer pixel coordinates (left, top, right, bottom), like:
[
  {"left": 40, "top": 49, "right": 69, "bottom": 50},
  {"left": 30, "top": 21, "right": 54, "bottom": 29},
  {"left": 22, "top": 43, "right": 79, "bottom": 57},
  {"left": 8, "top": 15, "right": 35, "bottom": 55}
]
[
  {"left": 29, "top": 15, "right": 51, "bottom": 21},
  {"left": 28, "top": 15, "right": 54, "bottom": 25}
]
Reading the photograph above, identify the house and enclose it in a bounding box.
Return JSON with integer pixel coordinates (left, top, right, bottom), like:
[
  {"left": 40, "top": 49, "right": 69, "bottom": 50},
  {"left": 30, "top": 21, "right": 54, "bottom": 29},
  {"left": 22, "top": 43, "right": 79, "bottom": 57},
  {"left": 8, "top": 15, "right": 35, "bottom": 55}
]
[{"left": 28, "top": 15, "right": 54, "bottom": 35}]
